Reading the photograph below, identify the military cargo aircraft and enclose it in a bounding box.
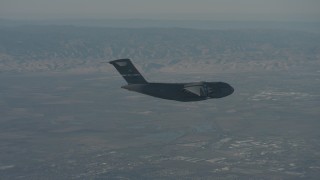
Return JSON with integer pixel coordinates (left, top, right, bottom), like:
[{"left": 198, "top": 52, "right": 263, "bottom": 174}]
[{"left": 109, "top": 59, "right": 234, "bottom": 102}]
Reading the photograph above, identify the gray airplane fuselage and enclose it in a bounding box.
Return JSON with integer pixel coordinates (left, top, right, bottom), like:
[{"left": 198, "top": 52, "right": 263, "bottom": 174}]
[{"left": 122, "top": 82, "right": 234, "bottom": 102}]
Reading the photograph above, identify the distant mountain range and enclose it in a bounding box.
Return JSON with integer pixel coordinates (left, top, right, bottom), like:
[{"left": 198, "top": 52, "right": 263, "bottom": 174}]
[{"left": 0, "top": 25, "right": 319, "bottom": 73}]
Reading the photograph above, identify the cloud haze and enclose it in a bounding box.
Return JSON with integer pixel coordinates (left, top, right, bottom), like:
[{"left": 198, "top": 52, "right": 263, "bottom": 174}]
[{"left": 1, "top": 0, "right": 319, "bottom": 21}]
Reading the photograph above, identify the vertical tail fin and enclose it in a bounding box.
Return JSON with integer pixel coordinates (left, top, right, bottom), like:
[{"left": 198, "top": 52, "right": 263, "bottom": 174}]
[{"left": 109, "top": 59, "right": 148, "bottom": 84}]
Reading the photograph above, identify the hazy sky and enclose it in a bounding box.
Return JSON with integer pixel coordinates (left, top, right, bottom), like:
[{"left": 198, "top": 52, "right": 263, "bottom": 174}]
[{"left": 1, "top": 0, "right": 319, "bottom": 21}]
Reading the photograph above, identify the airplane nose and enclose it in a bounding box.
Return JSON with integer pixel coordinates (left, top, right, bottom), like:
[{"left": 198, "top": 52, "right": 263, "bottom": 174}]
[
  {"left": 207, "top": 82, "right": 234, "bottom": 98},
  {"left": 229, "top": 85, "right": 234, "bottom": 95},
  {"left": 223, "top": 84, "right": 234, "bottom": 97}
]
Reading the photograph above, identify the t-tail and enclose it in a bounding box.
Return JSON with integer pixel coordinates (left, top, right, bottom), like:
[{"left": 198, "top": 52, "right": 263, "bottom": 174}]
[{"left": 109, "top": 59, "right": 148, "bottom": 84}]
